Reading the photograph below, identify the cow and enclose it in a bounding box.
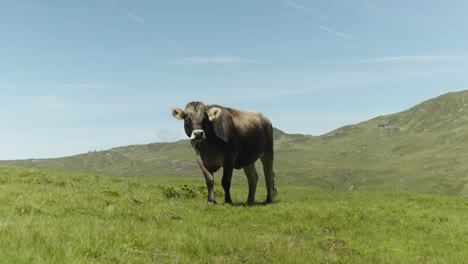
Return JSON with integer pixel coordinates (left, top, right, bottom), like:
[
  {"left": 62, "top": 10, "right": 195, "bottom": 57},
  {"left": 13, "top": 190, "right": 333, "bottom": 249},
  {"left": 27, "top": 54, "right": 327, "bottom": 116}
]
[{"left": 171, "top": 102, "right": 276, "bottom": 205}]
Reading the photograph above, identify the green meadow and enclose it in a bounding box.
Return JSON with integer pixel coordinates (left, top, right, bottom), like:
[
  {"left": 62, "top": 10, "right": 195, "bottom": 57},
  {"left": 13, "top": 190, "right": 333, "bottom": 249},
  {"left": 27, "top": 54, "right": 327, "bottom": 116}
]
[{"left": 1, "top": 166, "right": 467, "bottom": 263}]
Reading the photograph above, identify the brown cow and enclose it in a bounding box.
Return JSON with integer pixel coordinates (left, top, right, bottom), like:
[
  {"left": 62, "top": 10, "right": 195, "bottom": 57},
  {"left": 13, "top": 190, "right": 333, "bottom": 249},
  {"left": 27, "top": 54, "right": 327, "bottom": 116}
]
[{"left": 171, "top": 102, "right": 276, "bottom": 205}]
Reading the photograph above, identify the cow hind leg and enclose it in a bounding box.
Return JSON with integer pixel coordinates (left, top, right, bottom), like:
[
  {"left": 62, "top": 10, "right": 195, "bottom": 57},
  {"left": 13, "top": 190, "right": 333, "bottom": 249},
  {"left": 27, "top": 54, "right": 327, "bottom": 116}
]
[
  {"left": 261, "top": 155, "right": 276, "bottom": 204},
  {"left": 243, "top": 163, "right": 259, "bottom": 205},
  {"left": 221, "top": 164, "right": 234, "bottom": 205}
]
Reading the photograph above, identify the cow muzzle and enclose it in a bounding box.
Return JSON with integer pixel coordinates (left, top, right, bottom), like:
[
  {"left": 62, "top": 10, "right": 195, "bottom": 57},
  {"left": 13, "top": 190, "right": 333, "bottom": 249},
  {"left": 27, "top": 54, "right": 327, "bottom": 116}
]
[{"left": 190, "top": 129, "right": 206, "bottom": 141}]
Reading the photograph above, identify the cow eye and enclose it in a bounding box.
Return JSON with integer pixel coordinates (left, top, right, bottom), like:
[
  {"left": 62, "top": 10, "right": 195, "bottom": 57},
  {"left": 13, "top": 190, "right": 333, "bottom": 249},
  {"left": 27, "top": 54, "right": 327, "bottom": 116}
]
[{"left": 184, "top": 118, "right": 192, "bottom": 124}]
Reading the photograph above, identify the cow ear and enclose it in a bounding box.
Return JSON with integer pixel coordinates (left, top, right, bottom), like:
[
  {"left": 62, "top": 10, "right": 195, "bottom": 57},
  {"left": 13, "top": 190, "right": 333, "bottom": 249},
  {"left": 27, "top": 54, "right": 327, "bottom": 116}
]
[
  {"left": 207, "top": 107, "right": 230, "bottom": 143},
  {"left": 207, "top": 107, "right": 222, "bottom": 121},
  {"left": 171, "top": 108, "right": 186, "bottom": 120}
]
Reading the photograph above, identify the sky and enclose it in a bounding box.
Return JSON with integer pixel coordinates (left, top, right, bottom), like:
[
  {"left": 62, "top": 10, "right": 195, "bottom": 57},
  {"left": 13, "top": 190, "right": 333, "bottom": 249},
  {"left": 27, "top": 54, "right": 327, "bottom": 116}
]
[{"left": 1, "top": 0, "right": 468, "bottom": 160}]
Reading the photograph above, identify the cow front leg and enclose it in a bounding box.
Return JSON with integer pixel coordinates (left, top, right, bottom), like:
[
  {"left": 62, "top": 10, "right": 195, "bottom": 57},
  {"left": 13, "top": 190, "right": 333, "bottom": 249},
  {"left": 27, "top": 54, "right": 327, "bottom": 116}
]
[
  {"left": 243, "top": 163, "right": 259, "bottom": 205},
  {"left": 195, "top": 155, "right": 216, "bottom": 205},
  {"left": 205, "top": 178, "right": 216, "bottom": 205},
  {"left": 222, "top": 164, "right": 234, "bottom": 205}
]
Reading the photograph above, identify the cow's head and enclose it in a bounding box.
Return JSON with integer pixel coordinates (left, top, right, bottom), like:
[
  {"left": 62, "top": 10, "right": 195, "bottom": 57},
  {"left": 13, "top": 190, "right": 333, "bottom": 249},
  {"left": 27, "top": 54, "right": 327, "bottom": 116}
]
[{"left": 172, "top": 102, "right": 222, "bottom": 142}]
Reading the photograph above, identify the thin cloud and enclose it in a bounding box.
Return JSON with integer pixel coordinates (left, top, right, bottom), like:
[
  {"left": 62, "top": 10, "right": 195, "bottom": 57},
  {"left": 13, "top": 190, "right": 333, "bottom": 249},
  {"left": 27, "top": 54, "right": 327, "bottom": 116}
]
[
  {"left": 125, "top": 12, "right": 145, "bottom": 24},
  {"left": 362, "top": 0, "right": 378, "bottom": 9},
  {"left": 277, "top": 112, "right": 379, "bottom": 124},
  {"left": 243, "top": 88, "right": 306, "bottom": 100},
  {"left": 60, "top": 82, "right": 111, "bottom": 90},
  {"left": 28, "top": 96, "right": 69, "bottom": 111},
  {"left": 154, "top": 32, "right": 182, "bottom": 50},
  {"left": 284, "top": 0, "right": 327, "bottom": 18},
  {"left": 324, "top": 54, "right": 468, "bottom": 64},
  {"left": 155, "top": 128, "right": 186, "bottom": 142},
  {"left": 171, "top": 56, "right": 259, "bottom": 65},
  {"left": 283, "top": 12, "right": 354, "bottom": 39},
  {"left": 357, "top": 54, "right": 468, "bottom": 63}
]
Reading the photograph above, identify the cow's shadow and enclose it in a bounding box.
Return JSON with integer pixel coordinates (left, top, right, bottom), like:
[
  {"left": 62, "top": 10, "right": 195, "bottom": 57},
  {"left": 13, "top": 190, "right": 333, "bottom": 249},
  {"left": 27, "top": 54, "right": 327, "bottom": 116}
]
[{"left": 224, "top": 201, "right": 278, "bottom": 207}]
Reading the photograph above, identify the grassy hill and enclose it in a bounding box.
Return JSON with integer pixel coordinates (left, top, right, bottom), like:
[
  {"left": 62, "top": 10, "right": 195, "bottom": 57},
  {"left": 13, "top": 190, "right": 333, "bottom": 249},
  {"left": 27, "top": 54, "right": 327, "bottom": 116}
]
[
  {"left": 2, "top": 91, "right": 468, "bottom": 197},
  {"left": 1, "top": 166, "right": 467, "bottom": 263}
]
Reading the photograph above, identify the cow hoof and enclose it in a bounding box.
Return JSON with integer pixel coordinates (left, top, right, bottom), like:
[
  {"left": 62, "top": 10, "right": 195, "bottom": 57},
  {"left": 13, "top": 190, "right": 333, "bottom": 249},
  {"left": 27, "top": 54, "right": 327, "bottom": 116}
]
[{"left": 207, "top": 201, "right": 216, "bottom": 206}]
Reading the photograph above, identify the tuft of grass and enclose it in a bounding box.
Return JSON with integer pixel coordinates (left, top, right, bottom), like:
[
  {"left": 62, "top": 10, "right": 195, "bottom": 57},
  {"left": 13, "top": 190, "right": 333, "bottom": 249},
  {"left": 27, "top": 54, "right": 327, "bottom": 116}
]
[{"left": 161, "top": 185, "right": 223, "bottom": 199}]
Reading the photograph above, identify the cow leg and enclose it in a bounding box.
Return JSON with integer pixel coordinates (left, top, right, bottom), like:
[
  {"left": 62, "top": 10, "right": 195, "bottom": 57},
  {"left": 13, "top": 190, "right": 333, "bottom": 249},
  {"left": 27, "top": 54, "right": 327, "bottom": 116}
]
[
  {"left": 222, "top": 163, "right": 234, "bottom": 205},
  {"left": 261, "top": 155, "right": 276, "bottom": 204},
  {"left": 243, "top": 163, "right": 259, "bottom": 205},
  {"left": 195, "top": 155, "right": 216, "bottom": 205},
  {"left": 205, "top": 176, "right": 216, "bottom": 205}
]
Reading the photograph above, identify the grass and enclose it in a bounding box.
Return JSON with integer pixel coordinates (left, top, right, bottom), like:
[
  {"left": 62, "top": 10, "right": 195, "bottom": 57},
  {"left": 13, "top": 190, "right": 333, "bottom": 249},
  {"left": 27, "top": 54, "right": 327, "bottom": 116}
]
[{"left": 1, "top": 166, "right": 467, "bottom": 263}]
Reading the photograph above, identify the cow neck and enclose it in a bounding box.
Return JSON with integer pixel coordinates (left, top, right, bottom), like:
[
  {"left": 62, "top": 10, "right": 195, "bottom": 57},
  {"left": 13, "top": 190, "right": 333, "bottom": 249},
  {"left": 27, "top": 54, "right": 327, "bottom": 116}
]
[
  {"left": 193, "top": 139, "right": 215, "bottom": 157},
  {"left": 193, "top": 141, "right": 204, "bottom": 156}
]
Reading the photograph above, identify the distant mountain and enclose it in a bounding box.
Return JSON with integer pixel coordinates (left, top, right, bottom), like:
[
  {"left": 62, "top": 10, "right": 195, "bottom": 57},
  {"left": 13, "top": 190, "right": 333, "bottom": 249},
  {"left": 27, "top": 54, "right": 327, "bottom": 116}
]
[
  {"left": 316, "top": 91, "right": 468, "bottom": 197},
  {"left": 2, "top": 91, "right": 468, "bottom": 197}
]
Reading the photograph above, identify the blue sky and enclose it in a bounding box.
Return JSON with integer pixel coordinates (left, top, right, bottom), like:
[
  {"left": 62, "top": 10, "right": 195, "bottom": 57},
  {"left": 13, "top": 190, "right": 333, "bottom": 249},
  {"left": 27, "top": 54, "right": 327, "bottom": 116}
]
[{"left": 1, "top": 0, "right": 468, "bottom": 159}]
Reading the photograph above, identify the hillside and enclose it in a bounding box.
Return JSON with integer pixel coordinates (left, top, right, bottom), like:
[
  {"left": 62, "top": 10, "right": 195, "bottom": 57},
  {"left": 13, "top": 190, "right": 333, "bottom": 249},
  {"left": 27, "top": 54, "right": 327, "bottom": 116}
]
[
  {"left": 317, "top": 91, "right": 468, "bottom": 197},
  {"left": 0, "top": 128, "right": 303, "bottom": 178},
  {"left": 2, "top": 91, "right": 468, "bottom": 197},
  {"left": 274, "top": 91, "right": 468, "bottom": 197}
]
